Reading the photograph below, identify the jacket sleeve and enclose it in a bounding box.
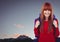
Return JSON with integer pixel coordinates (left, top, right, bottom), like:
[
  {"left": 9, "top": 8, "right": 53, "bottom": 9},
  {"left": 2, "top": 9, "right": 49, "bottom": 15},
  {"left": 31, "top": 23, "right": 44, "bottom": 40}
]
[
  {"left": 34, "top": 19, "right": 39, "bottom": 37},
  {"left": 55, "top": 19, "right": 59, "bottom": 38}
]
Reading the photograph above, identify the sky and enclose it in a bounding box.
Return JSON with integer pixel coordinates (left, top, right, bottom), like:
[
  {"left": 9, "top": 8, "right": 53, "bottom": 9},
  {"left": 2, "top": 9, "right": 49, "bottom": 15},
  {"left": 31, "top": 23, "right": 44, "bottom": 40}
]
[{"left": 0, "top": 0, "right": 60, "bottom": 39}]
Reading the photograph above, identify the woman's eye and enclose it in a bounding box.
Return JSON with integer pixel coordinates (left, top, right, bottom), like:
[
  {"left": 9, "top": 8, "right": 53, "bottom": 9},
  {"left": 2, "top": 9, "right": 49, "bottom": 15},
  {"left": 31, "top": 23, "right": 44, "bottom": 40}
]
[
  {"left": 48, "top": 11, "right": 51, "bottom": 13},
  {"left": 44, "top": 11, "right": 46, "bottom": 13}
]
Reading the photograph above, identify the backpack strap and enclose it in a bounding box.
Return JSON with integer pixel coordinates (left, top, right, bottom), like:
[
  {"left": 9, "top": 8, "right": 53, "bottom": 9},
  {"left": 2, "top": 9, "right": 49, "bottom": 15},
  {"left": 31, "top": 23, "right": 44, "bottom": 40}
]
[
  {"left": 36, "top": 17, "right": 41, "bottom": 38},
  {"left": 52, "top": 17, "right": 57, "bottom": 37}
]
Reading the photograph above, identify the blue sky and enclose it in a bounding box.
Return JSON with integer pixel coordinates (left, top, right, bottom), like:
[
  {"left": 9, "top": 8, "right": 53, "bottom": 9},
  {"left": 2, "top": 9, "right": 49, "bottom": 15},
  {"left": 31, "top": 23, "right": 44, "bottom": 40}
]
[{"left": 0, "top": 0, "right": 60, "bottom": 39}]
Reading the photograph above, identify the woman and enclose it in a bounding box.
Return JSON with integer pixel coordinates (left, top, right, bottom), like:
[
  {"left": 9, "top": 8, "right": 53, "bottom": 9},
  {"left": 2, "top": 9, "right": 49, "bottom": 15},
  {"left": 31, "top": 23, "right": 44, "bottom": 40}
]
[{"left": 34, "top": 2, "right": 59, "bottom": 42}]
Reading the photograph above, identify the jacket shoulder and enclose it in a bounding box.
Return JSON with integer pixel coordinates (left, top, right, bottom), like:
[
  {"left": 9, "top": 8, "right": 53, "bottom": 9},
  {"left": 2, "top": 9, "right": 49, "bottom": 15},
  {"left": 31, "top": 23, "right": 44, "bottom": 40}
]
[
  {"left": 53, "top": 17, "right": 58, "bottom": 22},
  {"left": 35, "top": 17, "right": 40, "bottom": 22}
]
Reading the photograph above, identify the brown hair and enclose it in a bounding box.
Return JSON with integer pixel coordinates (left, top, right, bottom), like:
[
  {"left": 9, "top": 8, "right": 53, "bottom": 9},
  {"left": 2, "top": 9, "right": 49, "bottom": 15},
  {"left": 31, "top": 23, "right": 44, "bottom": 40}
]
[{"left": 40, "top": 2, "right": 53, "bottom": 32}]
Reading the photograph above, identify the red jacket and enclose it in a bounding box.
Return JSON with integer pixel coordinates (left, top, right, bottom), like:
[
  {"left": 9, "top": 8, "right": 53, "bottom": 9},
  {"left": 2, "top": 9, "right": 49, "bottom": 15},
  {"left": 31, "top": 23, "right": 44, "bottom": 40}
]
[{"left": 34, "top": 18, "right": 59, "bottom": 42}]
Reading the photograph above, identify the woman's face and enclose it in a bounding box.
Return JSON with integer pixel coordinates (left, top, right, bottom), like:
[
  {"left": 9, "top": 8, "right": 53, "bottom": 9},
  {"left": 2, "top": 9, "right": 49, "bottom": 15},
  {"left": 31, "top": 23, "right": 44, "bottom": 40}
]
[{"left": 43, "top": 10, "right": 51, "bottom": 18}]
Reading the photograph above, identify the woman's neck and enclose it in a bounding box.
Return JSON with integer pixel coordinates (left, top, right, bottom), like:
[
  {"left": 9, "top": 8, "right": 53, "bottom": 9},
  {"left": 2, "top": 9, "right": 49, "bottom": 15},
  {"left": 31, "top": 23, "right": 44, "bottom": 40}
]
[{"left": 45, "top": 17, "right": 48, "bottom": 21}]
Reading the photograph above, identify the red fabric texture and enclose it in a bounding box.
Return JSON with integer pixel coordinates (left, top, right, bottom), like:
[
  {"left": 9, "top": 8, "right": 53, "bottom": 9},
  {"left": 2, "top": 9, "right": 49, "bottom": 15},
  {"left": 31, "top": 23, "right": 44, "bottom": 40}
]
[{"left": 34, "top": 20, "right": 59, "bottom": 42}]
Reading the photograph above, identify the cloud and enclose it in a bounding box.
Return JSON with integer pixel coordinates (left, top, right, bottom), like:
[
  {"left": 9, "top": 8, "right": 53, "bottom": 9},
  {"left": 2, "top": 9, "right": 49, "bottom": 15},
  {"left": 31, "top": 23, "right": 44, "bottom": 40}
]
[
  {"left": 0, "top": 33, "right": 21, "bottom": 39},
  {"left": 0, "top": 33, "right": 31, "bottom": 39},
  {"left": 10, "top": 33, "right": 21, "bottom": 38},
  {"left": 14, "top": 24, "right": 24, "bottom": 28}
]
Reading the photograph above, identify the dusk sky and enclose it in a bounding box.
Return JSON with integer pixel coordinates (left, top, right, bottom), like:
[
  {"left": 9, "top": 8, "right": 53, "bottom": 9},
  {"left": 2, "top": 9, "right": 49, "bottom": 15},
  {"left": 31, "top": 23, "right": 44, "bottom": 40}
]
[{"left": 0, "top": 0, "right": 60, "bottom": 39}]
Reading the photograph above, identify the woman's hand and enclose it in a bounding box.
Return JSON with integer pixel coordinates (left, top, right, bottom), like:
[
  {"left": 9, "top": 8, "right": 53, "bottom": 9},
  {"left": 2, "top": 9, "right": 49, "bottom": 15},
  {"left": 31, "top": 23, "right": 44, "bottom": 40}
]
[
  {"left": 53, "top": 20, "right": 58, "bottom": 28},
  {"left": 35, "top": 20, "right": 40, "bottom": 28}
]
